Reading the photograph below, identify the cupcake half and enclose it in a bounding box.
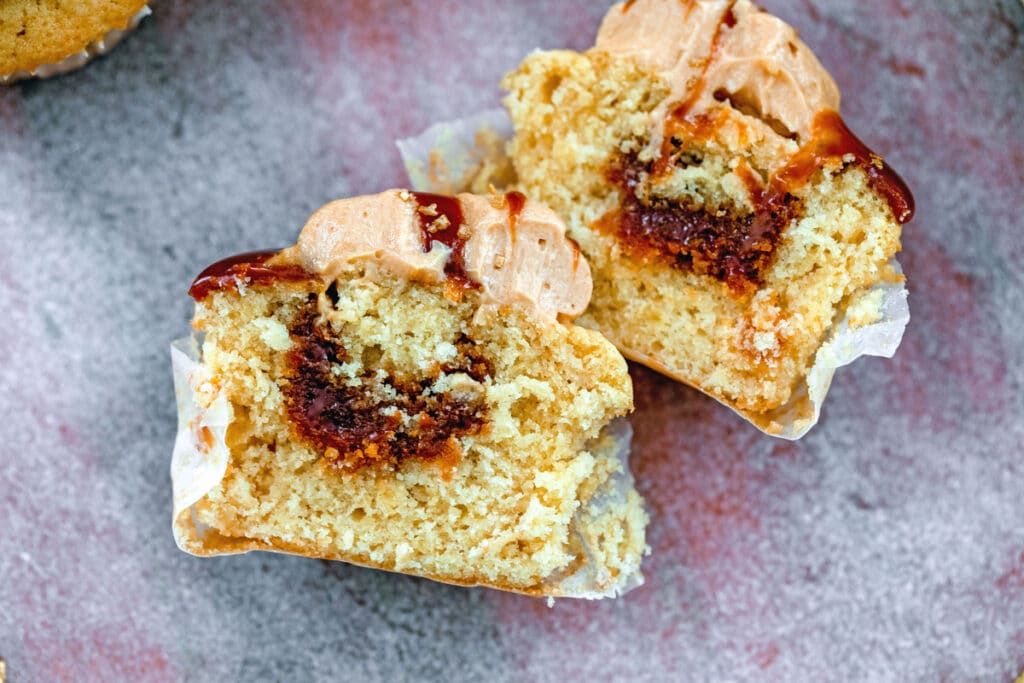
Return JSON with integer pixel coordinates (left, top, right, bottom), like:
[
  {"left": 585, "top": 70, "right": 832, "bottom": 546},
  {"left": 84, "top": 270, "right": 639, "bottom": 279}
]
[
  {"left": 172, "top": 189, "right": 646, "bottom": 598},
  {"left": 502, "top": 0, "right": 914, "bottom": 435}
]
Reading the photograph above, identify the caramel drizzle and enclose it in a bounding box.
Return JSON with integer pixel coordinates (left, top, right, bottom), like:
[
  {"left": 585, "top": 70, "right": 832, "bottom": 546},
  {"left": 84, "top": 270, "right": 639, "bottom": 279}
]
[
  {"left": 412, "top": 192, "right": 478, "bottom": 296},
  {"left": 188, "top": 250, "right": 312, "bottom": 300},
  {"left": 775, "top": 110, "right": 914, "bottom": 223},
  {"left": 505, "top": 190, "right": 526, "bottom": 243},
  {"left": 652, "top": 1, "right": 736, "bottom": 178},
  {"left": 504, "top": 189, "right": 582, "bottom": 272}
]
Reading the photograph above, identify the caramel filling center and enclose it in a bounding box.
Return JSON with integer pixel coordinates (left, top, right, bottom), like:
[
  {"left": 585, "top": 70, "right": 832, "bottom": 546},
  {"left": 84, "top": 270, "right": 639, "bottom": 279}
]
[
  {"left": 283, "top": 307, "right": 490, "bottom": 473},
  {"left": 598, "top": 153, "right": 799, "bottom": 294}
]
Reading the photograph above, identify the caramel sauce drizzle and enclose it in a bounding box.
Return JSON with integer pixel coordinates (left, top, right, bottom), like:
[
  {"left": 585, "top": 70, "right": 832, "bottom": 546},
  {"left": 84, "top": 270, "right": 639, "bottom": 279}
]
[
  {"left": 504, "top": 189, "right": 582, "bottom": 272},
  {"left": 412, "top": 192, "right": 478, "bottom": 296},
  {"left": 505, "top": 190, "right": 526, "bottom": 243},
  {"left": 188, "top": 250, "right": 312, "bottom": 300},
  {"left": 652, "top": 1, "right": 737, "bottom": 178},
  {"left": 775, "top": 110, "right": 915, "bottom": 223}
]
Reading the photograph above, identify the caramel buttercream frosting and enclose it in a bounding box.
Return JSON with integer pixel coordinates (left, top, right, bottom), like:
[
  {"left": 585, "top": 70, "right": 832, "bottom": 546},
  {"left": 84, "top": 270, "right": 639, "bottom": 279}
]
[{"left": 192, "top": 189, "right": 591, "bottom": 321}]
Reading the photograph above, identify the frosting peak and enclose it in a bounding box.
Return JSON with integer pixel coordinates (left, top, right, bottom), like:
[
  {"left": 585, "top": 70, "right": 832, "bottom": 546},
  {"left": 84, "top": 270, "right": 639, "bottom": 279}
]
[{"left": 597, "top": 0, "right": 840, "bottom": 143}]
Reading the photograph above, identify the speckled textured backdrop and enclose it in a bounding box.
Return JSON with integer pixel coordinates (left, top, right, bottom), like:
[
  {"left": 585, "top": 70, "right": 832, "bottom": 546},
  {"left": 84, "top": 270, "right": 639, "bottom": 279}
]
[{"left": 1, "top": 1, "right": 1022, "bottom": 681}]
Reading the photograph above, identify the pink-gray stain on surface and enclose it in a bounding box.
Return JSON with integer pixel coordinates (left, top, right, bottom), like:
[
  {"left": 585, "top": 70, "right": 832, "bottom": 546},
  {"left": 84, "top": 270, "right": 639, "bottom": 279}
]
[{"left": 0, "top": 1, "right": 1022, "bottom": 681}]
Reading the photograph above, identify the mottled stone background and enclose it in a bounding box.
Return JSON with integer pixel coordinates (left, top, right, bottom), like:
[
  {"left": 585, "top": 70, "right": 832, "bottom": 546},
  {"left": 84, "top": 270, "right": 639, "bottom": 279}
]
[{"left": 1, "top": 1, "right": 1022, "bottom": 681}]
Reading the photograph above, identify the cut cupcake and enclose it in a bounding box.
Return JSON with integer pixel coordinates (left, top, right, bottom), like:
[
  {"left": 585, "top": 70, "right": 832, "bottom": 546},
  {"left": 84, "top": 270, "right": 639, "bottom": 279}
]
[
  {"left": 502, "top": 0, "right": 914, "bottom": 435},
  {"left": 0, "top": 0, "right": 152, "bottom": 84},
  {"left": 171, "top": 189, "right": 646, "bottom": 598}
]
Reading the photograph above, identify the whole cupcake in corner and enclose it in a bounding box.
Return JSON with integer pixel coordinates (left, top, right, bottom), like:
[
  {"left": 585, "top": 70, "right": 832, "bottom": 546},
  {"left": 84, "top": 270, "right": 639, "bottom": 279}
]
[{"left": 0, "top": 0, "right": 153, "bottom": 84}]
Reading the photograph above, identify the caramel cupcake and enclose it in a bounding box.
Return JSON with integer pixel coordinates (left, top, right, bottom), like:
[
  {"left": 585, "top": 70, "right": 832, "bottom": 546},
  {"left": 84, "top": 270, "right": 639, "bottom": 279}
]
[
  {"left": 172, "top": 190, "right": 646, "bottom": 598},
  {"left": 502, "top": 0, "right": 914, "bottom": 435}
]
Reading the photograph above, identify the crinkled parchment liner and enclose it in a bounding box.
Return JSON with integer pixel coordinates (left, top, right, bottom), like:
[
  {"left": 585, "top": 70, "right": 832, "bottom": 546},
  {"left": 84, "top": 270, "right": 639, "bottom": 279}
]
[
  {"left": 397, "top": 109, "right": 910, "bottom": 439},
  {"left": 170, "top": 335, "right": 643, "bottom": 598},
  {"left": 1, "top": 5, "right": 153, "bottom": 85}
]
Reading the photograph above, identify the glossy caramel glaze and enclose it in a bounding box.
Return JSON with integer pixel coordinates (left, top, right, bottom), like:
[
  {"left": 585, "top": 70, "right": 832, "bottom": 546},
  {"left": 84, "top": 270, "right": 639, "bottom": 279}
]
[
  {"left": 775, "top": 110, "right": 914, "bottom": 224},
  {"left": 412, "top": 192, "right": 478, "bottom": 293},
  {"left": 188, "top": 250, "right": 313, "bottom": 301}
]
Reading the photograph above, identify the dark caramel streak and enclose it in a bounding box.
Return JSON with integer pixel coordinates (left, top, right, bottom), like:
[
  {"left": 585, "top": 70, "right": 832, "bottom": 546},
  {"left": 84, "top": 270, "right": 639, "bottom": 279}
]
[
  {"left": 283, "top": 309, "right": 488, "bottom": 473},
  {"left": 723, "top": 4, "right": 737, "bottom": 27},
  {"left": 505, "top": 190, "right": 526, "bottom": 243},
  {"left": 570, "top": 237, "right": 582, "bottom": 272},
  {"left": 188, "top": 250, "right": 312, "bottom": 300},
  {"left": 412, "top": 192, "right": 478, "bottom": 293}
]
